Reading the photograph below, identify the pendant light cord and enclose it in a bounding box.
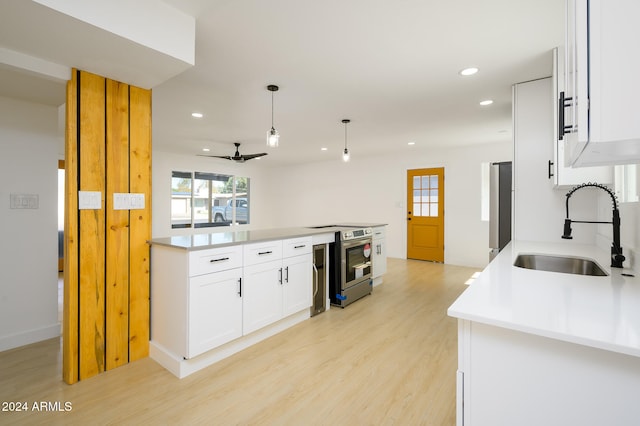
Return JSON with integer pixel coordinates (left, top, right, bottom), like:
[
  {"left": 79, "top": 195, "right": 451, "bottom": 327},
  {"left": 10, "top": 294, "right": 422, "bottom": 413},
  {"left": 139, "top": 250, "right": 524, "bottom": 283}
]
[{"left": 342, "top": 119, "right": 350, "bottom": 150}]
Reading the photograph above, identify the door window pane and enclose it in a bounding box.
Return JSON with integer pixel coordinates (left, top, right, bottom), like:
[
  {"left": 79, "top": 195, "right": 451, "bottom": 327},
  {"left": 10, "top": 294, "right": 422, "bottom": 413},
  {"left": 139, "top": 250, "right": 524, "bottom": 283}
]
[{"left": 411, "top": 173, "right": 439, "bottom": 218}]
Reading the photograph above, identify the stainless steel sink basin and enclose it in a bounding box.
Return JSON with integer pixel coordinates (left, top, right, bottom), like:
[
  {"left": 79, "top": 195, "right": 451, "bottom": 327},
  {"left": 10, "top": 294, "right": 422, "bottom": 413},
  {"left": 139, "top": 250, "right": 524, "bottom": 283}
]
[{"left": 514, "top": 254, "right": 608, "bottom": 276}]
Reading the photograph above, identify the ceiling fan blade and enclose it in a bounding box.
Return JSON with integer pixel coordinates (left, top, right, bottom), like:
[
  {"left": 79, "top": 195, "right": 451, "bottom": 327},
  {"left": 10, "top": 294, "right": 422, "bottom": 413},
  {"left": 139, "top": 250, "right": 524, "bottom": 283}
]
[
  {"left": 197, "top": 155, "right": 233, "bottom": 160},
  {"left": 241, "top": 153, "right": 268, "bottom": 160}
]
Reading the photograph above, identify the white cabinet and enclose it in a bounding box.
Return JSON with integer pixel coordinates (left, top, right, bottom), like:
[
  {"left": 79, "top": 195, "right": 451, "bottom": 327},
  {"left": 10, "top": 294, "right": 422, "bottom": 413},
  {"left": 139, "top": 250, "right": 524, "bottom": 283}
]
[
  {"left": 282, "top": 251, "right": 312, "bottom": 316},
  {"left": 456, "top": 320, "right": 640, "bottom": 425},
  {"left": 151, "top": 244, "right": 243, "bottom": 359},
  {"left": 243, "top": 258, "right": 283, "bottom": 334},
  {"left": 372, "top": 226, "right": 387, "bottom": 281},
  {"left": 564, "top": 0, "right": 640, "bottom": 166},
  {"left": 242, "top": 237, "right": 312, "bottom": 334},
  {"left": 552, "top": 46, "right": 612, "bottom": 187},
  {"left": 189, "top": 268, "right": 242, "bottom": 357},
  {"left": 282, "top": 236, "right": 313, "bottom": 316}
]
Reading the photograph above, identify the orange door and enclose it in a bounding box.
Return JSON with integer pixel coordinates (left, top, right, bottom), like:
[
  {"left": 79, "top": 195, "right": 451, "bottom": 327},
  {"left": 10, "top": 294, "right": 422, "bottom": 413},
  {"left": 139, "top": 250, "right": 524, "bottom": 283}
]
[{"left": 407, "top": 168, "right": 444, "bottom": 262}]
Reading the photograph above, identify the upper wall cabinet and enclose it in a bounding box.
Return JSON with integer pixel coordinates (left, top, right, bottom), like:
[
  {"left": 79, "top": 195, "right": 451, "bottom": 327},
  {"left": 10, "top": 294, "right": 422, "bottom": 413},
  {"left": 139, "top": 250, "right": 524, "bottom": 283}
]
[
  {"left": 562, "top": 0, "right": 640, "bottom": 167},
  {"left": 552, "top": 47, "right": 612, "bottom": 187}
]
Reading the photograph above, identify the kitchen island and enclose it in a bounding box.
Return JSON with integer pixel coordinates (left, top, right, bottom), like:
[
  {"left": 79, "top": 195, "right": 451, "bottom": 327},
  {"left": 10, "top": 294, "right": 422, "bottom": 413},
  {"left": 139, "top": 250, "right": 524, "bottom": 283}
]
[
  {"left": 149, "top": 223, "right": 385, "bottom": 378},
  {"left": 448, "top": 241, "right": 640, "bottom": 426}
]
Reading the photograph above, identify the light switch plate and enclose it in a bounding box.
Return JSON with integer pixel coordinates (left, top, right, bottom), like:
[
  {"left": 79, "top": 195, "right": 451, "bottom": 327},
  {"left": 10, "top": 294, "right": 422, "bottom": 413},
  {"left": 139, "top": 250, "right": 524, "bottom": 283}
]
[
  {"left": 113, "top": 193, "right": 130, "bottom": 210},
  {"left": 10, "top": 194, "right": 39, "bottom": 209},
  {"left": 130, "top": 193, "right": 145, "bottom": 210},
  {"left": 78, "top": 191, "right": 102, "bottom": 209}
]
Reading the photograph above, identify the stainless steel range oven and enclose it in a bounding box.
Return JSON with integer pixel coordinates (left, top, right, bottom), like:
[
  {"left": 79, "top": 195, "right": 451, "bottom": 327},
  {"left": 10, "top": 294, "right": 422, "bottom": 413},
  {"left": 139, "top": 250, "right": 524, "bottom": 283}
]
[{"left": 330, "top": 227, "right": 373, "bottom": 307}]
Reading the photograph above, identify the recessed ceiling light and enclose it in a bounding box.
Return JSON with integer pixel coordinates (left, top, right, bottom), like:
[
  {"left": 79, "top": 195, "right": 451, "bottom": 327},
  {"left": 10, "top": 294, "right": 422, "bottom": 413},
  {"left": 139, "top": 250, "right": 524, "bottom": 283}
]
[
  {"left": 191, "top": 112, "right": 203, "bottom": 118},
  {"left": 202, "top": 148, "right": 210, "bottom": 152},
  {"left": 479, "top": 99, "right": 494, "bottom": 106},
  {"left": 459, "top": 67, "right": 478, "bottom": 76},
  {"left": 321, "top": 147, "right": 328, "bottom": 151},
  {"left": 408, "top": 141, "right": 416, "bottom": 146}
]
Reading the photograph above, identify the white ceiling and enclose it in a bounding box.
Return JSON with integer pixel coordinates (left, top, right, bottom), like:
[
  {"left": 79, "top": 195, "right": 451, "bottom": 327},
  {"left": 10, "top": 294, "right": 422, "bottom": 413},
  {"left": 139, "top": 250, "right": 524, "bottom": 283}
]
[{"left": 0, "top": 0, "right": 564, "bottom": 166}]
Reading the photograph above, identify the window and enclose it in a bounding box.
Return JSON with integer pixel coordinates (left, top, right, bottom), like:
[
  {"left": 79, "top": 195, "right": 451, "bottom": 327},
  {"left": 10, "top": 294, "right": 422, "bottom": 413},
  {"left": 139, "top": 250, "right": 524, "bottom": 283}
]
[
  {"left": 171, "top": 171, "right": 193, "bottom": 228},
  {"left": 171, "top": 171, "right": 250, "bottom": 229},
  {"left": 412, "top": 174, "right": 439, "bottom": 217},
  {"left": 614, "top": 164, "right": 638, "bottom": 204}
]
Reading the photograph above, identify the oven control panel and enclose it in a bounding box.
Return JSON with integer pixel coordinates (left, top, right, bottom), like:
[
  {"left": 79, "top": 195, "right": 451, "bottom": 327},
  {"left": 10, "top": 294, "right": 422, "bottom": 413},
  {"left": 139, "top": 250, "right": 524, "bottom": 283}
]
[{"left": 341, "top": 227, "right": 372, "bottom": 241}]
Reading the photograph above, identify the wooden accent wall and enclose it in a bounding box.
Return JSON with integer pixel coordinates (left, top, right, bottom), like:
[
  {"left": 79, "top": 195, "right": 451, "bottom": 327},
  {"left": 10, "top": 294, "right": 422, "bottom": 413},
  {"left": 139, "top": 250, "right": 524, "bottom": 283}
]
[{"left": 63, "top": 70, "right": 152, "bottom": 384}]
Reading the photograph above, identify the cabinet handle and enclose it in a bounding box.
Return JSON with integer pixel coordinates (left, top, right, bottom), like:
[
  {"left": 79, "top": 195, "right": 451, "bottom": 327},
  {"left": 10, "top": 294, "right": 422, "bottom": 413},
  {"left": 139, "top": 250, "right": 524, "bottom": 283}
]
[
  {"left": 312, "top": 263, "right": 318, "bottom": 297},
  {"left": 258, "top": 251, "right": 272, "bottom": 256},
  {"left": 559, "top": 91, "right": 574, "bottom": 138},
  {"left": 238, "top": 277, "right": 242, "bottom": 297},
  {"left": 548, "top": 160, "right": 554, "bottom": 179},
  {"left": 294, "top": 245, "right": 306, "bottom": 249},
  {"left": 285, "top": 266, "right": 289, "bottom": 283},
  {"left": 279, "top": 268, "right": 283, "bottom": 284},
  {"left": 558, "top": 91, "right": 566, "bottom": 141},
  {"left": 209, "top": 257, "right": 229, "bottom": 263}
]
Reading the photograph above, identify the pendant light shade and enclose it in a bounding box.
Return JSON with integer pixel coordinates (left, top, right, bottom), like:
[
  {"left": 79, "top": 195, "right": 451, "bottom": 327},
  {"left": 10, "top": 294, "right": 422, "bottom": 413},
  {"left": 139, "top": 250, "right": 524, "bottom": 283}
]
[
  {"left": 342, "top": 119, "right": 351, "bottom": 162},
  {"left": 267, "top": 85, "right": 279, "bottom": 148}
]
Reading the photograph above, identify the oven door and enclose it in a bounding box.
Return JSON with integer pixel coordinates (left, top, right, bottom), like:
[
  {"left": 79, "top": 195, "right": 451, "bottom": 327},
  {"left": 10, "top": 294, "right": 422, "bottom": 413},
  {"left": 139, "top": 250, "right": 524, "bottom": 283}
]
[{"left": 341, "top": 238, "right": 373, "bottom": 288}]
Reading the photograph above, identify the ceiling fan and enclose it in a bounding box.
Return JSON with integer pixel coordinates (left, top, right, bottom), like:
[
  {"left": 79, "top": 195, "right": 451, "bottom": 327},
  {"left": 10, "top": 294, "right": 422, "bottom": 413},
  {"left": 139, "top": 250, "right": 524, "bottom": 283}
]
[{"left": 199, "top": 142, "right": 267, "bottom": 163}]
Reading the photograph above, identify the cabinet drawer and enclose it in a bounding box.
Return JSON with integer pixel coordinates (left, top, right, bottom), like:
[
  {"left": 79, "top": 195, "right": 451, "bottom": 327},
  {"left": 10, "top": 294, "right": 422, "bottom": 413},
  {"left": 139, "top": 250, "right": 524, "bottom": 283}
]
[
  {"left": 372, "top": 227, "right": 385, "bottom": 240},
  {"left": 244, "top": 240, "right": 283, "bottom": 266},
  {"left": 189, "top": 245, "right": 243, "bottom": 277},
  {"left": 283, "top": 237, "right": 312, "bottom": 258}
]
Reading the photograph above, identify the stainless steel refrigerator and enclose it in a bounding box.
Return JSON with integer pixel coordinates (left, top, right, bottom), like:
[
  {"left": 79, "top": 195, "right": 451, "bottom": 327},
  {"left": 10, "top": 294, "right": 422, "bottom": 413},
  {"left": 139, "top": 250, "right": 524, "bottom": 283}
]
[{"left": 489, "top": 161, "right": 512, "bottom": 261}]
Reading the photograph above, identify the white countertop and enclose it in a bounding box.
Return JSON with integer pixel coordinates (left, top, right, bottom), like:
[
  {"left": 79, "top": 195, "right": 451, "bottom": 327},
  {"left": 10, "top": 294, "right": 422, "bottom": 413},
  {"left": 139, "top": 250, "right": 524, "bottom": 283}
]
[
  {"left": 149, "top": 223, "right": 386, "bottom": 250},
  {"left": 448, "top": 241, "right": 640, "bottom": 358}
]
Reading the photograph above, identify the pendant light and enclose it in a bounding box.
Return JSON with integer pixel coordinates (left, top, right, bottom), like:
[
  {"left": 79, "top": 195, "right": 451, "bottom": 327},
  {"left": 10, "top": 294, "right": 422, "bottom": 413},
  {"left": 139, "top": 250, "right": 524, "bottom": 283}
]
[
  {"left": 267, "top": 85, "right": 279, "bottom": 148},
  {"left": 342, "top": 119, "right": 351, "bottom": 162}
]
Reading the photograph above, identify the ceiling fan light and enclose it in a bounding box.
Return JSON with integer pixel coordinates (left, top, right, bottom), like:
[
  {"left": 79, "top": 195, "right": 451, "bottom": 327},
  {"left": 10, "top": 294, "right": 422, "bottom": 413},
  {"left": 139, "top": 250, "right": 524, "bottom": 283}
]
[{"left": 267, "top": 127, "right": 279, "bottom": 148}]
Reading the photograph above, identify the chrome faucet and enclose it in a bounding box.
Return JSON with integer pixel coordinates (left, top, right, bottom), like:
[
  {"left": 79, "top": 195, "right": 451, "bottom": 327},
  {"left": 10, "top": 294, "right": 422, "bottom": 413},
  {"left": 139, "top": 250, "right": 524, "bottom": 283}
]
[{"left": 561, "top": 183, "right": 625, "bottom": 268}]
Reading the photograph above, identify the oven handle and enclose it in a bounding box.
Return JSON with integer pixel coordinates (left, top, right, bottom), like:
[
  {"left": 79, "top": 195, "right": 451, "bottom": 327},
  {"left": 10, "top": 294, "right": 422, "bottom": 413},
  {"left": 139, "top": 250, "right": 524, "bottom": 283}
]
[{"left": 340, "top": 237, "right": 373, "bottom": 250}]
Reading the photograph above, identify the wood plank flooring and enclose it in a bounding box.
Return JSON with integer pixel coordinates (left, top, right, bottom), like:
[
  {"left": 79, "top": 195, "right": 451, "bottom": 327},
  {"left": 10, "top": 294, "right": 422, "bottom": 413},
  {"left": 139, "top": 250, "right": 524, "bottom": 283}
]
[{"left": 0, "top": 258, "right": 476, "bottom": 425}]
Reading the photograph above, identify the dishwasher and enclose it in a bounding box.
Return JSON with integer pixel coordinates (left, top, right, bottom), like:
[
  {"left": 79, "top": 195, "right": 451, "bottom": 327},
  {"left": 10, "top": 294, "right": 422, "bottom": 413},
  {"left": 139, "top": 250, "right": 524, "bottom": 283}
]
[{"left": 311, "top": 244, "right": 327, "bottom": 316}]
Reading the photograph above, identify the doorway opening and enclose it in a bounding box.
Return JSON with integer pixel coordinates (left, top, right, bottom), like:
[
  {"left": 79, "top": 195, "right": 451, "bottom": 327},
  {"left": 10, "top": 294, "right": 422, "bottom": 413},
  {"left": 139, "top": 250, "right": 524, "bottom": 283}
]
[{"left": 58, "top": 160, "right": 64, "bottom": 323}]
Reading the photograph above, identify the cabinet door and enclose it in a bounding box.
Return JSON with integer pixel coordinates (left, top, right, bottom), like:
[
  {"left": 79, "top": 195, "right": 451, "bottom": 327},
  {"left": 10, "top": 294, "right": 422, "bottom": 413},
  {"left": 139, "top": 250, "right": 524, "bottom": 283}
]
[
  {"left": 282, "top": 253, "right": 312, "bottom": 317},
  {"left": 553, "top": 47, "right": 612, "bottom": 186},
  {"left": 372, "top": 238, "right": 387, "bottom": 278},
  {"left": 564, "top": 0, "right": 589, "bottom": 163},
  {"left": 188, "top": 268, "right": 242, "bottom": 358},
  {"left": 243, "top": 259, "right": 283, "bottom": 334}
]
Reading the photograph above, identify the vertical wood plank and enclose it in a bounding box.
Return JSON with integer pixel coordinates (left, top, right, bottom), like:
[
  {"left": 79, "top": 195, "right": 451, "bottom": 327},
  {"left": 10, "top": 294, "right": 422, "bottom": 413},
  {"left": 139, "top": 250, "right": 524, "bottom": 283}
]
[
  {"left": 78, "top": 71, "right": 106, "bottom": 379},
  {"left": 105, "top": 80, "right": 130, "bottom": 370},
  {"left": 63, "top": 70, "right": 79, "bottom": 385},
  {"left": 128, "top": 86, "right": 152, "bottom": 360}
]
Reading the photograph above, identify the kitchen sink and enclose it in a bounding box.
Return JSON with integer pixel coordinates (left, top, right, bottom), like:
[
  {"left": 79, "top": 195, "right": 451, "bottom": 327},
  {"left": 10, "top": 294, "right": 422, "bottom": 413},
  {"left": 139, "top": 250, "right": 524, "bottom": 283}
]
[{"left": 514, "top": 254, "right": 608, "bottom": 276}]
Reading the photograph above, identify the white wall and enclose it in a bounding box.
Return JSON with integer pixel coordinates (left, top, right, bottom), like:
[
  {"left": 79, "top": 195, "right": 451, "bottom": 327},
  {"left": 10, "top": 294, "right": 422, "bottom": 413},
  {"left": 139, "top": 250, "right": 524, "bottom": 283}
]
[
  {"left": 265, "top": 142, "right": 513, "bottom": 268},
  {"left": 0, "top": 96, "right": 60, "bottom": 351}
]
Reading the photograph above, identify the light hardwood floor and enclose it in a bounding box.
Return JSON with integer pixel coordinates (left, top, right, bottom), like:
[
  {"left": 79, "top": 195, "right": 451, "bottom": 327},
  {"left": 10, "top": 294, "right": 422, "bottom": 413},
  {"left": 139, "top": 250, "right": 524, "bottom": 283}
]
[{"left": 0, "top": 258, "right": 476, "bottom": 425}]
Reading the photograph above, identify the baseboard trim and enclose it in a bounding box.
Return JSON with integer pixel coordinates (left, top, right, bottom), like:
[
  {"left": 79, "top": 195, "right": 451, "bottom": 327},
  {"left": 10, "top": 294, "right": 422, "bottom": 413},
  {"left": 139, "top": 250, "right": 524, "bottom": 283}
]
[
  {"left": 0, "top": 323, "right": 61, "bottom": 352},
  {"left": 150, "top": 310, "right": 309, "bottom": 378}
]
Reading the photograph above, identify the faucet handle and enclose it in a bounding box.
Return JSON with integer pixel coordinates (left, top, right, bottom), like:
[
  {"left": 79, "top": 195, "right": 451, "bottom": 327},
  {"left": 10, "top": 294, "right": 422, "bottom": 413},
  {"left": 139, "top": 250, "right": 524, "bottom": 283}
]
[{"left": 562, "top": 219, "right": 573, "bottom": 239}]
